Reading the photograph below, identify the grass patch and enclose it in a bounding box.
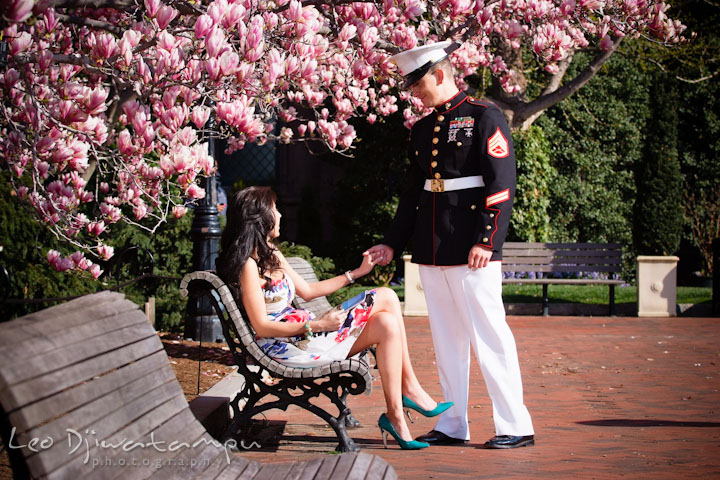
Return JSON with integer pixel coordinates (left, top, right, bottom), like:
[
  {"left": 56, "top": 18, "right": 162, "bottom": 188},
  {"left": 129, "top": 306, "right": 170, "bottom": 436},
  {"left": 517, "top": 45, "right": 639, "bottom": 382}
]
[
  {"left": 329, "top": 283, "right": 711, "bottom": 307},
  {"left": 501, "top": 285, "right": 712, "bottom": 305}
]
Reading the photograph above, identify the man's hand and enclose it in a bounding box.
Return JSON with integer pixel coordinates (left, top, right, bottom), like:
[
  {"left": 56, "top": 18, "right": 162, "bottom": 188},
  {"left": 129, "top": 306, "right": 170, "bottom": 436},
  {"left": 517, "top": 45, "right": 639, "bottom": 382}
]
[
  {"left": 365, "top": 244, "right": 394, "bottom": 266},
  {"left": 468, "top": 244, "right": 493, "bottom": 270}
]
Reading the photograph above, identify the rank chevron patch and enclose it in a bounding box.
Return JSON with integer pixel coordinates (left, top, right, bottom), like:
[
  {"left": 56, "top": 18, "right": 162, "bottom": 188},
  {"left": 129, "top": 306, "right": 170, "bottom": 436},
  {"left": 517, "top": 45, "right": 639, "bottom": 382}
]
[
  {"left": 487, "top": 127, "right": 509, "bottom": 158},
  {"left": 486, "top": 189, "right": 510, "bottom": 207}
]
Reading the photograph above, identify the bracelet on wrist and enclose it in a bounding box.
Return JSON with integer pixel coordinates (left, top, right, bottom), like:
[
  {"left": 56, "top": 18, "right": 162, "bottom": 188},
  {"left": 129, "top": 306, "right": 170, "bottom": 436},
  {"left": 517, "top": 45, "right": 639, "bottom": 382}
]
[
  {"left": 344, "top": 270, "right": 354, "bottom": 284},
  {"left": 304, "top": 321, "right": 314, "bottom": 340}
]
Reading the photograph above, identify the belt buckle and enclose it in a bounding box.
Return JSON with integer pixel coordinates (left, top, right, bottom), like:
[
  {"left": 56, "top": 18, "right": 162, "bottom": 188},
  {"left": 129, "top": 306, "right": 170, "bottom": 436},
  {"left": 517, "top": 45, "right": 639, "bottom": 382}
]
[{"left": 430, "top": 179, "right": 444, "bottom": 192}]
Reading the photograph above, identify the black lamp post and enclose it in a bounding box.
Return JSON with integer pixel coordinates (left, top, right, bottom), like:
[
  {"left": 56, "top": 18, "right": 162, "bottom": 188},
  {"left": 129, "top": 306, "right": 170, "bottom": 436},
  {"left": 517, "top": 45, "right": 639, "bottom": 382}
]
[{"left": 184, "top": 128, "right": 224, "bottom": 342}]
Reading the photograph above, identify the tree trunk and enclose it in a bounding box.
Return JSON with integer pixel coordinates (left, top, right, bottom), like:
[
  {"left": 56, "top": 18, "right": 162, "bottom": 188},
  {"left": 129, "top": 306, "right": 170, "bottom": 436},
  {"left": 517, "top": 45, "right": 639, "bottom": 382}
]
[{"left": 488, "top": 38, "right": 623, "bottom": 132}]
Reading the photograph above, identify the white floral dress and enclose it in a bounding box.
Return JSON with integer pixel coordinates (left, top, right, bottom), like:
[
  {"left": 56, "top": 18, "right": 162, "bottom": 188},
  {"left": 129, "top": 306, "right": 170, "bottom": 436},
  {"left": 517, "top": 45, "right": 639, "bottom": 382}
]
[{"left": 255, "top": 274, "right": 376, "bottom": 368}]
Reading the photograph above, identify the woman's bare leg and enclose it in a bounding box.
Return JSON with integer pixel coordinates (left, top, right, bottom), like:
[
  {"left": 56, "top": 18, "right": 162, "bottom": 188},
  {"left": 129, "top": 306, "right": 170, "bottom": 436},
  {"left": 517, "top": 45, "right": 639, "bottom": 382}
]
[
  {"left": 349, "top": 311, "right": 414, "bottom": 441},
  {"left": 364, "top": 287, "right": 439, "bottom": 411}
]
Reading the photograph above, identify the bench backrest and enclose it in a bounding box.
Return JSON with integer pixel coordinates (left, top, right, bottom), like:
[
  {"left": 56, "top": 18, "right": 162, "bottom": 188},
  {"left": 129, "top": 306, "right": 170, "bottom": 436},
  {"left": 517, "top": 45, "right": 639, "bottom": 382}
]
[
  {"left": 502, "top": 242, "right": 623, "bottom": 275},
  {"left": 0, "top": 291, "right": 237, "bottom": 479}
]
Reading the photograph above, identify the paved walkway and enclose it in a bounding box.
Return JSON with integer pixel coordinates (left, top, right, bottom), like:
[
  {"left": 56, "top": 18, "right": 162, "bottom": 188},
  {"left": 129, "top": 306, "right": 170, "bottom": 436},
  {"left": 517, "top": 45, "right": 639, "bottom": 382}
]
[{"left": 238, "top": 315, "right": 720, "bottom": 479}]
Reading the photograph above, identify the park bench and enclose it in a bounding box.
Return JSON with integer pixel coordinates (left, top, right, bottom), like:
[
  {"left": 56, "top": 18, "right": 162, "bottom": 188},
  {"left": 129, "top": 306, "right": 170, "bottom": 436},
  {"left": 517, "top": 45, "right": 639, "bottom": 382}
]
[
  {"left": 179, "top": 257, "right": 373, "bottom": 454},
  {"left": 0, "top": 291, "right": 396, "bottom": 479},
  {"left": 502, "top": 242, "right": 625, "bottom": 316}
]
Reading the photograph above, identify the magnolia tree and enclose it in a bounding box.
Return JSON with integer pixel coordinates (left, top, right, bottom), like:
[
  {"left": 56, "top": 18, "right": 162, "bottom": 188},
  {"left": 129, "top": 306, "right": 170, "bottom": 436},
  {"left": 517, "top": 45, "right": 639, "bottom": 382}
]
[{"left": 0, "top": 0, "right": 684, "bottom": 276}]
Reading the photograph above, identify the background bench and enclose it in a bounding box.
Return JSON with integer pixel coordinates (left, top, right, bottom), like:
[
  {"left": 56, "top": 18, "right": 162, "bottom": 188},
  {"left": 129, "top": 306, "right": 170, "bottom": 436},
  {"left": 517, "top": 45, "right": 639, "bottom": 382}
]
[
  {"left": 502, "top": 242, "right": 625, "bottom": 316},
  {"left": 180, "top": 260, "right": 373, "bottom": 453},
  {"left": 0, "top": 291, "right": 395, "bottom": 479}
]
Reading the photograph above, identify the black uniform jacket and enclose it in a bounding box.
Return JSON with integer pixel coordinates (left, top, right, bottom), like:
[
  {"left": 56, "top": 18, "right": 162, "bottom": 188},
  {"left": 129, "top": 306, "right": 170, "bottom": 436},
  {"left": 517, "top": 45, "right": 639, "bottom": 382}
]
[{"left": 383, "top": 91, "right": 516, "bottom": 266}]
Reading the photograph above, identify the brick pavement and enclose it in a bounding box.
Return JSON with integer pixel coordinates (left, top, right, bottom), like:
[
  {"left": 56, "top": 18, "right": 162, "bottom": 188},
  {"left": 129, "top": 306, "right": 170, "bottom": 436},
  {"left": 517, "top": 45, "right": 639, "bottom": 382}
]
[{"left": 237, "top": 315, "right": 720, "bottom": 479}]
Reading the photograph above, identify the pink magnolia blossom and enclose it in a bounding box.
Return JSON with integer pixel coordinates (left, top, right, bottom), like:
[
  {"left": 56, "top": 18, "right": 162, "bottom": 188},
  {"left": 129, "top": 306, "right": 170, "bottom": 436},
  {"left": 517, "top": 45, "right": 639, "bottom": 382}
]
[
  {"left": 156, "top": 5, "right": 178, "bottom": 30},
  {"left": 92, "top": 32, "right": 118, "bottom": 61},
  {"left": 98, "top": 244, "right": 115, "bottom": 260},
  {"left": 10, "top": 31, "right": 32, "bottom": 55},
  {"left": 191, "top": 106, "right": 211, "bottom": 128},
  {"left": 144, "top": 0, "right": 161, "bottom": 17},
  {"left": 5, "top": 0, "right": 33, "bottom": 23},
  {"left": 172, "top": 205, "right": 188, "bottom": 218},
  {"left": 89, "top": 264, "right": 103, "bottom": 279},
  {"left": 87, "top": 221, "right": 106, "bottom": 236},
  {"left": 194, "top": 14, "right": 214, "bottom": 39}
]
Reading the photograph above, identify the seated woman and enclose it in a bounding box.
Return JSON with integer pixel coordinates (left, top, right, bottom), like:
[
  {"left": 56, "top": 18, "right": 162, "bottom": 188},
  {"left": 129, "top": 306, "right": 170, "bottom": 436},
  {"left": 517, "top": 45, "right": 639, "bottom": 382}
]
[{"left": 216, "top": 186, "right": 452, "bottom": 450}]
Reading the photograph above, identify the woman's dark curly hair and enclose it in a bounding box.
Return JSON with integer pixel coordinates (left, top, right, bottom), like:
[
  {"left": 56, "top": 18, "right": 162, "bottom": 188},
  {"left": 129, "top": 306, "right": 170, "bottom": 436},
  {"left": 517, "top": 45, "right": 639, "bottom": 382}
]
[{"left": 216, "top": 186, "right": 281, "bottom": 288}]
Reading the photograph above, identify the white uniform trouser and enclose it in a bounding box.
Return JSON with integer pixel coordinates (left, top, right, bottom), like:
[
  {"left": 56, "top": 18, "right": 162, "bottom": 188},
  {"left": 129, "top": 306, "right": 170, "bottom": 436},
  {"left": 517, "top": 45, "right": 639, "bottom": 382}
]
[{"left": 419, "top": 262, "right": 534, "bottom": 440}]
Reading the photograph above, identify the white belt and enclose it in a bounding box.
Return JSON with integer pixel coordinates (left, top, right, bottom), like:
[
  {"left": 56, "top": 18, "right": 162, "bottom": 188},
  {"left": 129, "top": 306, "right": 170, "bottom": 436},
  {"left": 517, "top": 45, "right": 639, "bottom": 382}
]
[{"left": 423, "top": 175, "right": 484, "bottom": 193}]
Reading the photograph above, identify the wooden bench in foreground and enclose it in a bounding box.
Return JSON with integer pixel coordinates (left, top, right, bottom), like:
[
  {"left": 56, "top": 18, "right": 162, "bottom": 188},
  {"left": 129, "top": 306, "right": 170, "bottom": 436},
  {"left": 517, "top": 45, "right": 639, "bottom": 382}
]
[
  {"left": 502, "top": 242, "right": 625, "bottom": 316},
  {"left": 180, "top": 257, "right": 373, "bottom": 453},
  {"left": 0, "top": 291, "right": 396, "bottom": 479}
]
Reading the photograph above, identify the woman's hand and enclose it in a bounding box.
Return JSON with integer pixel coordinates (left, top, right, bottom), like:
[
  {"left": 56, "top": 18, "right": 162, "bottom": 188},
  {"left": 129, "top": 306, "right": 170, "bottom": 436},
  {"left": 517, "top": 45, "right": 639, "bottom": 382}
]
[
  {"left": 314, "top": 308, "right": 345, "bottom": 332},
  {"left": 352, "top": 251, "right": 376, "bottom": 279}
]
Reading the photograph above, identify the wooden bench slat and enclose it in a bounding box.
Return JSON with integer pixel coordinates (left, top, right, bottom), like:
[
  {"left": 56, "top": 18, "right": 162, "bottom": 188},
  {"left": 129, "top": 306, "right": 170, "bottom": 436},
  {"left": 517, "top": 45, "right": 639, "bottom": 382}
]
[
  {"left": 252, "top": 462, "right": 288, "bottom": 480},
  {"left": 143, "top": 433, "right": 229, "bottom": 480},
  {"left": 503, "top": 251, "right": 622, "bottom": 261},
  {"left": 0, "top": 309, "right": 151, "bottom": 367},
  {"left": 196, "top": 448, "right": 245, "bottom": 479},
  {"left": 16, "top": 363, "right": 177, "bottom": 447},
  {"left": 0, "top": 319, "right": 158, "bottom": 384},
  {"left": 1, "top": 334, "right": 164, "bottom": 411},
  {"left": 502, "top": 265, "right": 621, "bottom": 273},
  {"left": 235, "top": 458, "right": 263, "bottom": 479},
  {"left": 308, "top": 454, "right": 341, "bottom": 480},
  {"left": 293, "top": 456, "right": 325, "bottom": 480},
  {"left": 283, "top": 460, "right": 314, "bottom": 480},
  {"left": 107, "top": 408, "right": 210, "bottom": 480},
  {"left": 504, "top": 242, "right": 622, "bottom": 249},
  {"left": 503, "top": 253, "right": 622, "bottom": 261},
  {"left": 367, "top": 454, "right": 394, "bottom": 480},
  {"left": 212, "top": 455, "right": 258, "bottom": 480},
  {"left": 345, "top": 453, "right": 376, "bottom": 480},
  {"left": 0, "top": 292, "right": 137, "bottom": 347},
  {"left": 8, "top": 350, "right": 170, "bottom": 433},
  {"left": 327, "top": 451, "right": 359, "bottom": 478},
  {"left": 32, "top": 383, "right": 188, "bottom": 478}
]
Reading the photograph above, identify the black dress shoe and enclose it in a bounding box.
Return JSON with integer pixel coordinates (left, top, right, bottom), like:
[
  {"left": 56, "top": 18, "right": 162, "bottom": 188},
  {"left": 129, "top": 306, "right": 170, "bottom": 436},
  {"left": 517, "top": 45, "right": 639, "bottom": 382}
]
[
  {"left": 415, "top": 430, "right": 469, "bottom": 445},
  {"left": 483, "top": 435, "right": 535, "bottom": 449}
]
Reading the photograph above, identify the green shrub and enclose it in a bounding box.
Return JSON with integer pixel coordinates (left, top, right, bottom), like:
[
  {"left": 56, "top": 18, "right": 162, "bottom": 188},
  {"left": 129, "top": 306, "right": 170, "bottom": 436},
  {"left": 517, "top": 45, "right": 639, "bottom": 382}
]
[
  {"left": 510, "top": 126, "right": 556, "bottom": 242},
  {"left": 277, "top": 241, "right": 336, "bottom": 280},
  {"left": 633, "top": 71, "right": 683, "bottom": 256},
  {"left": 0, "top": 171, "right": 103, "bottom": 320}
]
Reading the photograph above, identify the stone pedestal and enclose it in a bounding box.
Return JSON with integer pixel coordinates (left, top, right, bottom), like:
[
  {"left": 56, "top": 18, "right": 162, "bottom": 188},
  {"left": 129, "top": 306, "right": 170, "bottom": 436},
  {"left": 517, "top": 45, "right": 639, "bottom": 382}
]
[
  {"left": 403, "top": 255, "right": 428, "bottom": 316},
  {"left": 637, "top": 256, "right": 680, "bottom": 317}
]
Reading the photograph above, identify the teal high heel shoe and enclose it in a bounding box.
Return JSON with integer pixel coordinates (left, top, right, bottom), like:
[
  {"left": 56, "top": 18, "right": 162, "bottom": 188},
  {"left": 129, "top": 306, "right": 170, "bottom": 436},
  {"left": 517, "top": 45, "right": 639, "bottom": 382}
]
[
  {"left": 402, "top": 395, "right": 454, "bottom": 423},
  {"left": 378, "top": 414, "right": 429, "bottom": 450}
]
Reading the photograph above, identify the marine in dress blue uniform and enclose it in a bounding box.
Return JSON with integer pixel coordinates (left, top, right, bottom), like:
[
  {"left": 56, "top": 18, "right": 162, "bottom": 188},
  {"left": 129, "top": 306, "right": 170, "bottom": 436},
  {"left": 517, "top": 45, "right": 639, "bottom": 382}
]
[
  {"left": 369, "top": 41, "right": 535, "bottom": 449},
  {"left": 383, "top": 90, "right": 515, "bottom": 266}
]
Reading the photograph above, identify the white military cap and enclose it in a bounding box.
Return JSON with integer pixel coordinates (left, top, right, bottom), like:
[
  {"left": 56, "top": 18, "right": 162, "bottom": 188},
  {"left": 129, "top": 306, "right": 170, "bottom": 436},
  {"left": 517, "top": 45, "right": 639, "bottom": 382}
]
[{"left": 389, "top": 40, "right": 458, "bottom": 88}]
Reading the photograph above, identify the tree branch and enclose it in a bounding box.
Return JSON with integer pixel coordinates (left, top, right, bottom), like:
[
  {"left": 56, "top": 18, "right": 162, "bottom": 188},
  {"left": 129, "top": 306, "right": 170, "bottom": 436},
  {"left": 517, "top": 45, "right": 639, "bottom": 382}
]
[
  {"left": 56, "top": 13, "right": 123, "bottom": 36},
  {"left": 514, "top": 37, "right": 623, "bottom": 130},
  {"left": 49, "top": 0, "right": 135, "bottom": 9}
]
